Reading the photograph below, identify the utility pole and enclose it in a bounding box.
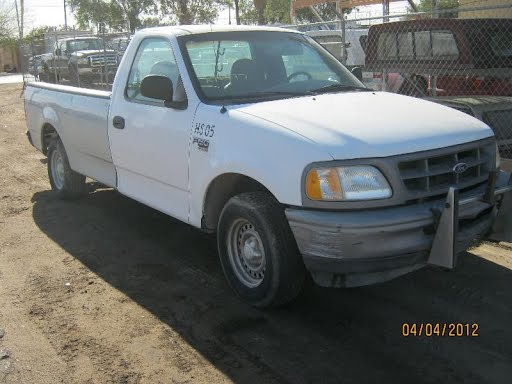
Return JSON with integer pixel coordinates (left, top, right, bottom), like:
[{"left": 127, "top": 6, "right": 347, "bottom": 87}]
[
  {"left": 20, "top": 0, "right": 24, "bottom": 38},
  {"left": 234, "top": 0, "right": 240, "bottom": 25},
  {"left": 14, "top": 0, "right": 24, "bottom": 39},
  {"left": 64, "top": 0, "right": 68, "bottom": 30},
  {"left": 14, "top": 0, "right": 21, "bottom": 39}
]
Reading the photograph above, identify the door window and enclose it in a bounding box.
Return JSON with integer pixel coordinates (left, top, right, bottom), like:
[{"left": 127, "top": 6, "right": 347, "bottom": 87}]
[{"left": 126, "top": 38, "right": 181, "bottom": 103}]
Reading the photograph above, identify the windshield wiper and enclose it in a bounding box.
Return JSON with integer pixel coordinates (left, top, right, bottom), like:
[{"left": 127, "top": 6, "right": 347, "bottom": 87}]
[{"left": 309, "top": 84, "right": 371, "bottom": 94}]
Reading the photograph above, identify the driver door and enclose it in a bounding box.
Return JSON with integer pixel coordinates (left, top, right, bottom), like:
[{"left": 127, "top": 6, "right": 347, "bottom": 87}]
[{"left": 108, "top": 37, "right": 196, "bottom": 223}]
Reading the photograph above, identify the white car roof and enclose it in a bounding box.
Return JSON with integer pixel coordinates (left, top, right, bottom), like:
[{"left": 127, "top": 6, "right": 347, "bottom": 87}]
[{"left": 137, "top": 24, "right": 303, "bottom": 37}]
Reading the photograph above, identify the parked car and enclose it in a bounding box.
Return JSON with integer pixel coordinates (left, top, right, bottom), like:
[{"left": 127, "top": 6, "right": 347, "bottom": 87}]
[
  {"left": 109, "top": 36, "right": 131, "bottom": 59},
  {"left": 24, "top": 25, "right": 512, "bottom": 307},
  {"left": 40, "top": 36, "right": 119, "bottom": 85},
  {"left": 364, "top": 18, "right": 512, "bottom": 97}
]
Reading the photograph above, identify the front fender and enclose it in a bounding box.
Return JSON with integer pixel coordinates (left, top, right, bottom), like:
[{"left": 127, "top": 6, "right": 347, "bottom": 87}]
[{"left": 188, "top": 102, "right": 332, "bottom": 227}]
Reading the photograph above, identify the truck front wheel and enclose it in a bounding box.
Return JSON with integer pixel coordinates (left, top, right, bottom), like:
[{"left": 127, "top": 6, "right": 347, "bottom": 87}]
[
  {"left": 47, "top": 138, "right": 87, "bottom": 199},
  {"left": 217, "top": 192, "right": 305, "bottom": 308},
  {"left": 69, "top": 65, "right": 79, "bottom": 86}
]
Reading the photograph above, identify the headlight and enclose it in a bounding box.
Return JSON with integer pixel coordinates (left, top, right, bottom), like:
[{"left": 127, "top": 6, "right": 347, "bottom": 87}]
[
  {"left": 305, "top": 165, "right": 392, "bottom": 201},
  {"left": 77, "top": 57, "right": 88, "bottom": 65},
  {"left": 496, "top": 142, "right": 501, "bottom": 169}
]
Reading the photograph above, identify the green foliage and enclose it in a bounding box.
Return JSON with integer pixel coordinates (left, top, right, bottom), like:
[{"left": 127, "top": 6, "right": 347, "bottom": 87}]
[
  {"left": 238, "top": 0, "right": 351, "bottom": 25},
  {"left": 264, "top": 0, "right": 291, "bottom": 24},
  {"left": 0, "top": 0, "right": 17, "bottom": 42},
  {"left": 412, "top": 0, "right": 459, "bottom": 17},
  {"left": 68, "top": 0, "right": 127, "bottom": 31},
  {"left": 160, "top": 0, "right": 221, "bottom": 25},
  {"left": 238, "top": 0, "right": 259, "bottom": 24},
  {"left": 68, "top": 0, "right": 157, "bottom": 33}
]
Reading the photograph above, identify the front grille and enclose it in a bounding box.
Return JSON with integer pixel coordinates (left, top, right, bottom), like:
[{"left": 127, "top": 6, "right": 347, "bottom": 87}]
[
  {"left": 89, "top": 55, "right": 117, "bottom": 67},
  {"left": 398, "top": 141, "right": 495, "bottom": 198}
]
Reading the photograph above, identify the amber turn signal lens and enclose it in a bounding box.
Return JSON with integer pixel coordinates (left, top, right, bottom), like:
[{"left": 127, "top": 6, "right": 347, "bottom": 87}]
[
  {"left": 305, "top": 169, "right": 322, "bottom": 200},
  {"left": 305, "top": 168, "right": 343, "bottom": 200}
]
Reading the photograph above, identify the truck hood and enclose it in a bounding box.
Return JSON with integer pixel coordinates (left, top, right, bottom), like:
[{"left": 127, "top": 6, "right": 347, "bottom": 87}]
[{"left": 234, "top": 91, "right": 494, "bottom": 160}]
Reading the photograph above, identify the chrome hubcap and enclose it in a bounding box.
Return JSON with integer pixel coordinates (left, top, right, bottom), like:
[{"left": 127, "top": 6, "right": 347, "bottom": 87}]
[
  {"left": 51, "top": 149, "right": 65, "bottom": 190},
  {"left": 227, "top": 219, "right": 266, "bottom": 288}
]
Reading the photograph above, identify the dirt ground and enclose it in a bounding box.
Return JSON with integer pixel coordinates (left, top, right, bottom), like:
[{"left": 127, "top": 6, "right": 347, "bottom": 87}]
[{"left": 0, "top": 83, "right": 511, "bottom": 384}]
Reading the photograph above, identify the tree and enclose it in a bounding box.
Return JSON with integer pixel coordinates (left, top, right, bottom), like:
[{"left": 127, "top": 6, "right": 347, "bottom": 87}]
[
  {"left": 239, "top": 0, "right": 352, "bottom": 25},
  {"left": 160, "top": 0, "right": 220, "bottom": 25},
  {"left": 412, "top": 0, "right": 459, "bottom": 18},
  {"left": 0, "top": 0, "right": 17, "bottom": 42},
  {"left": 117, "top": 0, "right": 157, "bottom": 32},
  {"left": 68, "top": 0, "right": 156, "bottom": 33},
  {"left": 253, "top": 0, "right": 266, "bottom": 24}
]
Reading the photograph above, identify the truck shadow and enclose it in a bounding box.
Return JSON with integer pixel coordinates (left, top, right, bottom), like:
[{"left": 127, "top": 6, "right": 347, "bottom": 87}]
[{"left": 31, "top": 188, "right": 512, "bottom": 384}]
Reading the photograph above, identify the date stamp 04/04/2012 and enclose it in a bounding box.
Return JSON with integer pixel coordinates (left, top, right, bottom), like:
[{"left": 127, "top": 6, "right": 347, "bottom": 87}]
[{"left": 402, "top": 323, "right": 479, "bottom": 337}]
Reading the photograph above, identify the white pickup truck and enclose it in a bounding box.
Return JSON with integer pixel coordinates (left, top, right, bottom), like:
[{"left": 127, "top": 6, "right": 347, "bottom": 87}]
[{"left": 24, "top": 25, "right": 512, "bottom": 307}]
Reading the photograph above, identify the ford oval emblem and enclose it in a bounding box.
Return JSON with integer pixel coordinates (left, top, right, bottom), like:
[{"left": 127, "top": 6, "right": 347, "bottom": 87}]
[{"left": 453, "top": 162, "right": 469, "bottom": 174}]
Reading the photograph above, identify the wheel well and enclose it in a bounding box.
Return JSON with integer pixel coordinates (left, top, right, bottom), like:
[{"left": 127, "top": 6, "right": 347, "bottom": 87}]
[
  {"left": 202, "top": 173, "right": 274, "bottom": 232},
  {"left": 41, "top": 124, "right": 58, "bottom": 156}
]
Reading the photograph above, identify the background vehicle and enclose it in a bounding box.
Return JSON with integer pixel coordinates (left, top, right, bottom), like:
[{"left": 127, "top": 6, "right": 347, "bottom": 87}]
[
  {"left": 24, "top": 26, "right": 512, "bottom": 307},
  {"left": 427, "top": 96, "right": 512, "bottom": 161},
  {"left": 364, "top": 18, "right": 512, "bottom": 97},
  {"left": 108, "top": 36, "right": 131, "bottom": 59},
  {"left": 28, "top": 54, "right": 45, "bottom": 79},
  {"left": 40, "top": 36, "right": 119, "bottom": 85}
]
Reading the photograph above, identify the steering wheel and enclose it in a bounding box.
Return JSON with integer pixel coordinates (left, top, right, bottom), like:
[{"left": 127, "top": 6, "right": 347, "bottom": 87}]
[{"left": 287, "top": 71, "right": 312, "bottom": 82}]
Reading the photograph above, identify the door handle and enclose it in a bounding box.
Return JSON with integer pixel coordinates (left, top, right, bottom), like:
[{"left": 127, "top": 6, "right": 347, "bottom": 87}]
[{"left": 112, "top": 115, "right": 125, "bottom": 129}]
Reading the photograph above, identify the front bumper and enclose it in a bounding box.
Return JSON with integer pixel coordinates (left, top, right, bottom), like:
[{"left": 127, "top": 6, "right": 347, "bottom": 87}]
[{"left": 286, "top": 171, "right": 512, "bottom": 288}]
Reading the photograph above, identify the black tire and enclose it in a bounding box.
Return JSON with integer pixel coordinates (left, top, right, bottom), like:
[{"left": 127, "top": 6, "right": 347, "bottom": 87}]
[
  {"left": 47, "top": 137, "right": 87, "bottom": 199},
  {"left": 217, "top": 192, "right": 305, "bottom": 308}
]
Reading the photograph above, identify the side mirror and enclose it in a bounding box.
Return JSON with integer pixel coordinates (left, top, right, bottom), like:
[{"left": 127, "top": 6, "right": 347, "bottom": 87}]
[
  {"left": 351, "top": 67, "right": 363, "bottom": 82},
  {"left": 140, "top": 75, "right": 173, "bottom": 101},
  {"left": 140, "top": 75, "right": 187, "bottom": 109},
  {"left": 55, "top": 48, "right": 62, "bottom": 56}
]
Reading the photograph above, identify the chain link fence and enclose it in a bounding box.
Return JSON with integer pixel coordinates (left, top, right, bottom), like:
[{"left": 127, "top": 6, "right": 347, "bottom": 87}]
[
  {"left": 289, "top": 4, "right": 512, "bottom": 160},
  {"left": 19, "top": 31, "right": 131, "bottom": 92}
]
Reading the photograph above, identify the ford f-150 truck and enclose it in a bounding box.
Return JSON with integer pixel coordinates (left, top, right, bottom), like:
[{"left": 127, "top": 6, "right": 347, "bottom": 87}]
[
  {"left": 24, "top": 25, "right": 512, "bottom": 307},
  {"left": 41, "top": 36, "right": 118, "bottom": 85}
]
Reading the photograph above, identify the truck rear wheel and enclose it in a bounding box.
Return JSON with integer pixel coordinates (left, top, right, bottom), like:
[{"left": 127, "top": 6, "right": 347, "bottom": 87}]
[
  {"left": 47, "top": 138, "right": 87, "bottom": 199},
  {"left": 217, "top": 192, "right": 305, "bottom": 308}
]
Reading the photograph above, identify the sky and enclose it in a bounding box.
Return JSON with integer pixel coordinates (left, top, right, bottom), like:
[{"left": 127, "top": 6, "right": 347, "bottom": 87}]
[{"left": 19, "top": 0, "right": 410, "bottom": 33}]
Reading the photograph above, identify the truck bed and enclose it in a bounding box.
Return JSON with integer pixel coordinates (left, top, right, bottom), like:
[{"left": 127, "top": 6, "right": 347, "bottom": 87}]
[{"left": 24, "top": 82, "right": 117, "bottom": 187}]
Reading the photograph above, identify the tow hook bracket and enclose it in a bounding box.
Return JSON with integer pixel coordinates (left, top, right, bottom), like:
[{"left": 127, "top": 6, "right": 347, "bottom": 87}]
[{"left": 428, "top": 187, "right": 459, "bottom": 269}]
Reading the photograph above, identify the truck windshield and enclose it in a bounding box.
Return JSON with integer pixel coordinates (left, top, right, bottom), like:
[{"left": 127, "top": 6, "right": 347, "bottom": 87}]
[
  {"left": 178, "top": 31, "right": 365, "bottom": 104},
  {"left": 67, "top": 39, "right": 104, "bottom": 53}
]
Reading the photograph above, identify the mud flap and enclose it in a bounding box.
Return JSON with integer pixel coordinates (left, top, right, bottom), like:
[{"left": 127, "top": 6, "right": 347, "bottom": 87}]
[
  {"left": 428, "top": 187, "right": 459, "bottom": 269},
  {"left": 488, "top": 189, "right": 512, "bottom": 242}
]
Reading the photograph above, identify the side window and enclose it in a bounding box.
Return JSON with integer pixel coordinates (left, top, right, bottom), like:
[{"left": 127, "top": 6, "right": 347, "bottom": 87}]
[
  {"left": 432, "top": 31, "right": 459, "bottom": 59},
  {"left": 397, "top": 32, "right": 414, "bottom": 59},
  {"left": 414, "top": 31, "right": 432, "bottom": 58},
  {"left": 126, "top": 38, "right": 180, "bottom": 103},
  {"left": 377, "top": 33, "right": 397, "bottom": 59}
]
